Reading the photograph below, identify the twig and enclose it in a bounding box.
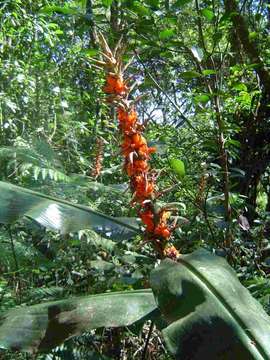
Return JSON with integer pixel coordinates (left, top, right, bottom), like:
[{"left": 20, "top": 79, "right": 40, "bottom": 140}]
[
  {"left": 141, "top": 321, "right": 154, "bottom": 360},
  {"left": 133, "top": 50, "right": 201, "bottom": 135},
  {"left": 7, "top": 226, "right": 22, "bottom": 304}
]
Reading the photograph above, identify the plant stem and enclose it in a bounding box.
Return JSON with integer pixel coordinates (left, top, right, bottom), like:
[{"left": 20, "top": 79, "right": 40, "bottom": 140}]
[
  {"left": 141, "top": 321, "right": 154, "bottom": 360},
  {"left": 7, "top": 226, "right": 22, "bottom": 304}
]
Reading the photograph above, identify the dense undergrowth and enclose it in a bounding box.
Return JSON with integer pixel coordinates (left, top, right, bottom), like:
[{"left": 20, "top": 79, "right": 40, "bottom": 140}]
[{"left": 1, "top": 0, "right": 270, "bottom": 359}]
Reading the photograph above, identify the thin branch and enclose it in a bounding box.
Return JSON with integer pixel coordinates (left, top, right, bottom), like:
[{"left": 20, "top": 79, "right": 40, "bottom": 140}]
[
  {"left": 133, "top": 50, "right": 201, "bottom": 135},
  {"left": 7, "top": 226, "right": 22, "bottom": 304},
  {"left": 141, "top": 321, "right": 154, "bottom": 360}
]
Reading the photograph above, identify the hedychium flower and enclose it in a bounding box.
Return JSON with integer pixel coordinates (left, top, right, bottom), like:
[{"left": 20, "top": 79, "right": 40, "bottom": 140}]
[{"left": 92, "top": 33, "right": 179, "bottom": 259}]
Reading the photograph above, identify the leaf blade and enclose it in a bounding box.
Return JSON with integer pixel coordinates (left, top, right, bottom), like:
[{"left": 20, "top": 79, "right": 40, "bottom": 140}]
[
  {"left": 0, "top": 290, "right": 156, "bottom": 353},
  {"left": 150, "top": 249, "right": 270, "bottom": 359},
  {"left": 169, "top": 159, "right": 186, "bottom": 178},
  {"left": 0, "top": 181, "right": 139, "bottom": 240}
]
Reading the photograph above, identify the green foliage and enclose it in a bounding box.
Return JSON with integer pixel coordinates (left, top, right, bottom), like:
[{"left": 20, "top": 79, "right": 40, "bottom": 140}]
[
  {"left": 0, "top": 181, "right": 139, "bottom": 239},
  {"left": 169, "top": 159, "right": 186, "bottom": 178},
  {"left": 0, "top": 290, "right": 156, "bottom": 353},
  {"left": 150, "top": 250, "right": 270, "bottom": 359},
  {"left": 1, "top": 0, "right": 270, "bottom": 358}
]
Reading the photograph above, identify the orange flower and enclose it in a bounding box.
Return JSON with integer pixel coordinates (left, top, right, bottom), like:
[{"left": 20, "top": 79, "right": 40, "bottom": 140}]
[
  {"left": 148, "top": 147, "right": 156, "bottom": 154},
  {"left": 163, "top": 245, "right": 180, "bottom": 259},
  {"left": 154, "top": 223, "right": 171, "bottom": 239},
  {"left": 131, "top": 133, "right": 146, "bottom": 147},
  {"left": 134, "top": 159, "right": 149, "bottom": 172},
  {"left": 136, "top": 181, "right": 154, "bottom": 199},
  {"left": 104, "top": 75, "right": 127, "bottom": 95},
  {"left": 121, "top": 133, "right": 156, "bottom": 159},
  {"left": 132, "top": 175, "right": 154, "bottom": 201},
  {"left": 118, "top": 108, "right": 138, "bottom": 133},
  {"left": 125, "top": 159, "right": 149, "bottom": 176},
  {"left": 118, "top": 108, "right": 137, "bottom": 123},
  {"left": 140, "top": 209, "right": 155, "bottom": 232},
  {"left": 121, "top": 136, "right": 132, "bottom": 156}
]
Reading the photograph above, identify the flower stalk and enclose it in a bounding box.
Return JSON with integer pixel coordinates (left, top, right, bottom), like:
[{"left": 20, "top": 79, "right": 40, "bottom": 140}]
[{"left": 94, "top": 34, "right": 179, "bottom": 259}]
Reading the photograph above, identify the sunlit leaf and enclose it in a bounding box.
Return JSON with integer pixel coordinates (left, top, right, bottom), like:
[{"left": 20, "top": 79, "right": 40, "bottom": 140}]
[
  {"left": 190, "top": 46, "right": 204, "bottom": 62},
  {"left": 169, "top": 159, "right": 186, "bottom": 178},
  {"left": 194, "top": 94, "right": 210, "bottom": 104},
  {"left": 0, "top": 181, "right": 139, "bottom": 240},
  {"left": 0, "top": 290, "right": 156, "bottom": 353},
  {"left": 201, "top": 8, "right": 215, "bottom": 21},
  {"left": 202, "top": 69, "right": 217, "bottom": 76},
  {"left": 232, "top": 83, "right": 248, "bottom": 91},
  {"left": 150, "top": 249, "right": 270, "bottom": 359},
  {"left": 159, "top": 29, "right": 175, "bottom": 40},
  {"left": 180, "top": 71, "right": 202, "bottom": 79}
]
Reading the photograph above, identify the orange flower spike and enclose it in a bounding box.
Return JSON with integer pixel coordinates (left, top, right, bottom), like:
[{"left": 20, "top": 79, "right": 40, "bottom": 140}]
[
  {"left": 118, "top": 108, "right": 137, "bottom": 127},
  {"left": 103, "top": 83, "right": 114, "bottom": 94},
  {"left": 132, "top": 133, "right": 146, "bottom": 147},
  {"left": 121, "top": 136, "right": 132, "bottom": 156},
  {"left": 125, "top": 162, "right": 134, "bottom": 176},
  {"left": 97, "top": 36, "right": 178, "bottom": 258},
  {"left": 125, "top": 160, "right": 149, "bottom": 176},
  {"left": 115, "top": 79, "right": 127, "bottom": 94},
  {"left": 106, "top": 75, "right": 118, "bottom": 86}
]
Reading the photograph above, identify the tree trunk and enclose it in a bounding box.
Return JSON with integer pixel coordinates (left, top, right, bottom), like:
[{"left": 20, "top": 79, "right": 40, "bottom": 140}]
[{"left": 224, "top": 0, "right": 270, "bottom": 222}]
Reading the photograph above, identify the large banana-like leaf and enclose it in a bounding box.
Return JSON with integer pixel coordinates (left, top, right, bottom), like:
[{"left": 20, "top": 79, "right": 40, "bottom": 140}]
[
  {"left": 150, "top": 249, "right": 270, "bottom": 360},
  {"left": 0, "top": 289, "right": 156, "bottom": 353},
  {"left": 0, "top": 181, "right": 139, "bottom": 240}
]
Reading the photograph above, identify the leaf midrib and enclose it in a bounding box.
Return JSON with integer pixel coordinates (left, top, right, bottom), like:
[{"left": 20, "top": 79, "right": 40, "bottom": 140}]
[
  {"left": 0, "top": 181, "right": 140, "bottom": 233},
  {"left": 179, "top": 257, "right": 269, "bottom": 360}
]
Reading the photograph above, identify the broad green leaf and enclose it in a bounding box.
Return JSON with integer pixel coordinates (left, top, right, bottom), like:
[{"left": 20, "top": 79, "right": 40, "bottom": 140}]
[
  {"left": 169, "top": 159, "right": 186, "bottom": 178},
  {"left": 150, "top": 249, "right": 270, "bottom": 359},
  {"left": 0, "top": 181, "right": 139, "bottom": 240},
  {"left": 180, "top": 71, "right": 201, "bottom": 79},
  {"left": 159, "top": 29, "right": 175, "bottom": 40},
  {"left": 0, "top": 290, "right": 156, "bottom": 353},
  {"left": 85, "top": 49, "right": 99, "bottom": 57},
  {"left": 201, "top": 8, "right": 215, "bottom": 21}
]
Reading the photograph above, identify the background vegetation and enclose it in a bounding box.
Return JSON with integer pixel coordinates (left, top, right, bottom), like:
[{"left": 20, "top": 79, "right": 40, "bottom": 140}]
[{"left": 1, "top": 0, "right": 270, "bottom": 358}]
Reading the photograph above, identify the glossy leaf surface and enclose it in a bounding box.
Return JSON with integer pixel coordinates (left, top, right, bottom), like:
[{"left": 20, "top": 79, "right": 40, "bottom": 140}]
[
  {"left": 0, "top": 290, "right": 156, "bottom": 353},
  {"left": 150, "top": 249, "right": 270, "bottom": 359},
  {"left": 0, "top": 181, "right": 139, "bottom": 240}
]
